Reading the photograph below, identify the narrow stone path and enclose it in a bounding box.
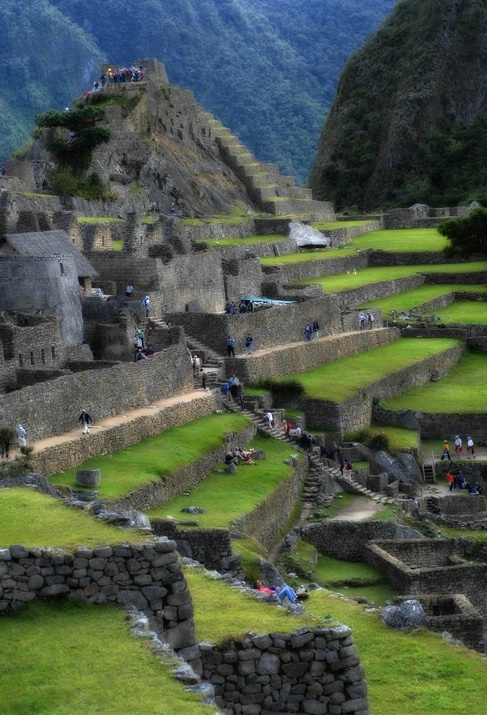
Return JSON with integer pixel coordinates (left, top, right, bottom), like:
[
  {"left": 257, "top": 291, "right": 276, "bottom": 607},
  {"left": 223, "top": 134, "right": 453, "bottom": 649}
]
[{"left": 331, "top": 496, "right": 388, "bottom": 521}]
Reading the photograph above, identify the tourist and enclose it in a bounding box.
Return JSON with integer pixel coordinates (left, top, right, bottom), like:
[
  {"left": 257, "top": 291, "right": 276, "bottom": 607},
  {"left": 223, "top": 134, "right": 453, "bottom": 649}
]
[
  {"left": 78, "top": 410, "right": 92, "bottom": 435},
  {"left": 467, "top": 436, "right": 476, "bottom": 458},
  {"left": 245, "top": 334, "right": 254, "bottom": 354},
  {"left": 358, "top": 312, "right": 366, "bottom": 330},
  {"left": 239, "top": 300, "right": 247, "bottom": 314},
  {"left": 220, "top": 381, "right": 230, "bottom": 396},
  {"left": 312, "top": 320, "right": 320, "bottom": 339},
  {"left": 229, "top": 373, "right": 240, "bottom": 398},
  {"left": 441, "top": 440, "right": 451, "bottom": 461},
  {"left": 226, "top": 335, "right": 236, "bottom": 357},
  {"left": 16, "top": 424, "right": 27, "bottom": 448},
  {"left": 201, "top": 370, "right": 207, "bottom": 390},
  {"left": 454, "top": 435, "right": 463, "bottom": 459},
  {"left": 0, "top": 431, "right": 12, "bottom": 459},
  {"left": 137, "top": 329, "right": 145, "bottom": 348},
  {"left": 367, "top": 311, "right": 375, "bottom": 329},
  {"left": 339, "top": 455, "right": 346, "bottom": 475},
  {"left": 265, "top": 411, "right": 274, "bottom": 429},
  {"left": 283, "top": 419, "right": 292, "bottom": 437},
  {"left": 274, "top": 583, "right": 298, "bottom": 604},
  {"left": 135, "top": 348, "right": 147, "bottom": 361},
  {"left": 304, "top": 323, "right": 313, "bottom": 341},
  {"left": 125, "top": 283, "right": 134, "bottom": 298},
  {"left": 457, "top": 469, "right": 466, "bottom": 490},
  {"left": 134, "top": 334, "right": 143, "bottom": 353},
  {"left": 446, "top": 469, "right": 455, "bottom": 492},
  {"left": 1, "top": 164, "right": 8, "bottom": 177},
  {"left": 142, "top": 295, "right": 150, "bottom": 316},
  {"left": 344, "top": 459, "right": 352, "bottom": 472},
  {"left": 255, "top": 581, "right": 274, "bottom": 595},
  {"left": 170, "top": 202, "right": 177, "bottom": 216}
]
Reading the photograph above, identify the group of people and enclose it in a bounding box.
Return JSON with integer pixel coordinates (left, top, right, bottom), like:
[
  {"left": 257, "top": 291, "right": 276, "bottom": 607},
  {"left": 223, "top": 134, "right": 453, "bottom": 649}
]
[
  {"left": 255, "top": 581, "right": 308, "bottom": 604},
  {"left": 99, "top": 66, "right": 145, "bottom": 87},
  {"left": 442, "top": 435, "right": 476, "bottom": 461},
  {"left": 226, "top": 335, "right": 254, "bottom": 356},
  {"left": 358, "top": 311, "right": 375, "bottom": 330},
  {"left": 446, "top": 468, "right": 483, "bottom": 494},
  {"left": 225, "top": 300, "right": 254, "bottom": 315},
  {"left": 304, "top": 321, "right": 320, "bottom": 341},
  {"left": 224, "top": 447, "right": 256, "bottom": 467},
  {"left": 134, "top": 326, "right": 155, "bottom": 360}
]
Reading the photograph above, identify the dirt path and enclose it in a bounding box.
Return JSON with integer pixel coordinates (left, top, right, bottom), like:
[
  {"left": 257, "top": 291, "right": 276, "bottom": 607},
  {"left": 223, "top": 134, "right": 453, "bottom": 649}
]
[{"left": 332, "top": 496, "right": 388, "bottom": 521}]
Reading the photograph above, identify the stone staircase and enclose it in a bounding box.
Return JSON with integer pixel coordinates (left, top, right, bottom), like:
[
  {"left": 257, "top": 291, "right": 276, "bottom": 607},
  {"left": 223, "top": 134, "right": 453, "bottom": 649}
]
[
  {"left": 333, "top": 469, "right": 397, "bottom": 505},
  {"left": 205, "top": 113, "right": 335, "bottom": 220},
  {"left": 422, "top": 462, "right": 436, "bottom": 484},
  {"left": 186, "top": 334, "right": 226, "bottom": 389}
]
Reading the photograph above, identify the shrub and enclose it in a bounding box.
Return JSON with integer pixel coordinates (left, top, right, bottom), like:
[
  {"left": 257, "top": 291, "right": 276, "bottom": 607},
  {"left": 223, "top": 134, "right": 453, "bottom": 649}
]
[{"left": 368, "top": 431, "right": 390, "bottom": 452}]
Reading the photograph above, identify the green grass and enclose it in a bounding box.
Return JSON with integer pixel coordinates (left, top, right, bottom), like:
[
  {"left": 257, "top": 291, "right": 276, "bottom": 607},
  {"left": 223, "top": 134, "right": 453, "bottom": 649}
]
[
  {"left": 261, "top": 247, "right": 356, "bottom": 265},
  {"left": 273, "top": 338, "right": 461, "bottom": 402},
  {"left": 244, "top": 386, "right": 269, "bottom": 397},
  {"left": 50, "top": 413, "right": 251, "bottom": 500},
  {"left": 366, "top": 504, "right": 397, "bottom": 521},
  {"left": 196, "top": 233, "right": 288, "bottom": 247},
  {"left": 307, "top": 590, "right": 487, "bottom": 715},
  {"left": 184, "top": 215, "right": 251, "bottom": 226},
  {"left": 297, "top": 262, "right": 487, "bottom": 293},
  {"left": 128, "top": 186, "right": 144, "bottom": 196},
  {"left": 346, "top": 425, "right": 419, "bottom": 454},
  {"left": 361, "top": 284, "right": 487, "bottom": 317},
  {"left": 112, "top": 239, "right": 123, "bottom": 251},
  {"left": 147, "top": 435, "right": 303, "bottom": 528},
  {"left": 320, "top": 492, "right": 360, "bottom": 517},
  {"left": 141, "top": 215, "right": 157, "bottom": 224},
  {"left": 350, "top": 227, "right": 448, "bottom": 252},
  {"left": 0, "top": 489, "right": 150, "bottom": 548},
  {"left": 231, "top": 537, "right": 268, "bottom": 583},
  {"left": 432, "top": 300, "right": 487, "bottom": 325},
  {"left": 383, "top": 350, "right": 487, "bottom": 413},
  {"left": 0, "top": 601, "right": 208, "bottom": 715}
]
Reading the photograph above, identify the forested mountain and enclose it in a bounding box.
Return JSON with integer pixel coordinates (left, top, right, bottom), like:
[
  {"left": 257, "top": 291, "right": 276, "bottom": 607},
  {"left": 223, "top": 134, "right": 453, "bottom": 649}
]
[
  {"left": 2, "top": 0, "right": 397, "bottom": 183},
  {"left": 309, "top": 0, "right": 487, "bottom": 210}
]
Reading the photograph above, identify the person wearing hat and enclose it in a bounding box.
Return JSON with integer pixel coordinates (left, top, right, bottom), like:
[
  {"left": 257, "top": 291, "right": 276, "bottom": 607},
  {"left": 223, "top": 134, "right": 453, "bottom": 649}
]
[
  {"left": 467, "top": 436, "right": 476, "bottom": 459},
  {"left": 454, "top": 435, "right": 463, "bottom": 459},
  {"left": 16, "top": 424, "right": 27, "bottom": 448},
  {"left": 78, "top": 409, "right": 92, "bottom": 435},
  {"left": 441, "top": 440, "right": 450, "bottom": 461}
]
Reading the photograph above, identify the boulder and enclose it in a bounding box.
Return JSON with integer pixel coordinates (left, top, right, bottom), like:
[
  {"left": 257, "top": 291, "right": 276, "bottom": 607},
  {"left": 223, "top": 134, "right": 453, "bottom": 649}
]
[
  {"left": 371, "top": 451, "right": 422, "bottom": 483},
  {"left": 288, "top": 221, "right": 331, "bottom": 247},
  {"left": 381, "top": 599, "right": 425, "bottom": 630}
]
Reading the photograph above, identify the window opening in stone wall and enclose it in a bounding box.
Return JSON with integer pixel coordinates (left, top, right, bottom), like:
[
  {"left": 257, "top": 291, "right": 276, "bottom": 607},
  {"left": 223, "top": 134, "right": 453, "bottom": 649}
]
[
  {"left": 18, "top": 353, "right": 23, "bottom": 367},
  {"left": 30, "top": 351, "right": 35, "bottom": 365},
  {"left": 60, "top": 262, "right": 65, "bottom": 275},
  {"left": 52, "top": 346, "right": 56, "bottom": 361},
  {"left": 41, "top": 349, "right": 46, "bottom": 365}
]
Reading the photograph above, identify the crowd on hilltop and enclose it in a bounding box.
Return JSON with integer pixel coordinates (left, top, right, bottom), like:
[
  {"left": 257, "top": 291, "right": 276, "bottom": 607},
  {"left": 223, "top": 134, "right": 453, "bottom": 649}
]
[{"left": 100, "top": 66, "right": 145, "bottom": 86}]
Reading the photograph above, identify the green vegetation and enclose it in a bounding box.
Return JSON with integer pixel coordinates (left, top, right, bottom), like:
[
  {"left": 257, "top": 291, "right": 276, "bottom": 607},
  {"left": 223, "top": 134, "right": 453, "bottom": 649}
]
[
  {"left": 278, "top": 539, "right": 318, "bottom": 579},
  {"left": 351, "top": 227, "right": 448, "bottom": 252},
  {"left": 345, "top": 425, "right": 419, "bottom": 454},
  {"left": 0, "top": 489, "right": 149, "bottom": 548},
  {"left": 314, "top": 555, "right": 394, "bottom": 602},
  {"left": 272, "top": 338, "right": 461, "bottom": 402},
  {"left": 196, "top": 233, "right": 288, "bottom": 247},
  {"left": 432, "top": 301, "right": 487, "bottom": 325},
  {"left": 0, "top": 601, "right": 207, "bottom": 715},
  {"left": 77, "top": 216, "right": 123, "bottom": 223},
  {"left": 361, "top": 284, "right": 487, "bottom": 319},
  {"left": 231, "top": 537, "right": 268, "bottom": 584},
  {"left": 312, "top": 220, "right": 371, "bottom": 230},
  {"left": 383, "top": 350, "right": 487, "bottom": 413},
  {"left": 148, "top": 435, "right": 303, "bottom": 528},
  {"left": 50, "top": 413, "right": 251, "bottom": 499},
  {"left": 298, "top": 262, "right": 487, "bottom": 293},
  {"left": 439, "top": 207, "right": 487, "bottom": 258}
]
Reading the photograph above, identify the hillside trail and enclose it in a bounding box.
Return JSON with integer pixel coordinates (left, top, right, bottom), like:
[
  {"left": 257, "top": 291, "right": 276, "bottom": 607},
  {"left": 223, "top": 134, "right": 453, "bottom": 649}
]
[{"left": 26, "top": 388, "right": 208, "bottom": 455}]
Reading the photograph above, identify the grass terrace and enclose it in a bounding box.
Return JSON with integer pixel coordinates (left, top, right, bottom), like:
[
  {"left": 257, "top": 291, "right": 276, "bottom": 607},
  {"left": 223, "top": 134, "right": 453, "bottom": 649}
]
[
  {"left": 195, "top": 233, "right": 288, "bottom": 247},
  {"left": 77, "top": 216, "right": 123, "bottom": 223},
  {"left": 50, "top": 412, "right": 251, "bottom": 500},
  {"left": 345, "top": 425, "right": 420, "bottom": 454},
  {"left": 430, "top": 300, "right": 487, "bottom": 325},
  {"left": 183, "top": 214, "right": 252, "bottom": 226},
  {"left": 148, "top": 435, "right": 303, "bottom": 528},
  {"left": 314, "top": 555, "right": 396, "bottom": 605},
  {"left": 312, "top": 220, "right": 372, "bottom": 230},
  {"left": 361, "top": 284, "right": 487, "bottom": 318},
  {"left": 0, "top": 601, "right": 209, "bottom": 715},
  {"left": 273, "top": 338, "right": 461, "bottom": 402},
  {"left": 382, "top": 350, "right": 487, "bottom": 413},
  {"left": 296, "top": 262, "right": 487, "bottom": 293},
  {"left": 0, "top": 489, "right": 150, "bottom": 548}
]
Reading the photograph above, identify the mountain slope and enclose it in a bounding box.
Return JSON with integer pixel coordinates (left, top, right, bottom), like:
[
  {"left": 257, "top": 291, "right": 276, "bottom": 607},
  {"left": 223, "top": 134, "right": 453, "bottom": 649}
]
[
  {"left": 2, "top": 0, "right": 396, "bottom": 184},
  {"left": 308, "top": 0, "right": 487, "bottom": 210}
]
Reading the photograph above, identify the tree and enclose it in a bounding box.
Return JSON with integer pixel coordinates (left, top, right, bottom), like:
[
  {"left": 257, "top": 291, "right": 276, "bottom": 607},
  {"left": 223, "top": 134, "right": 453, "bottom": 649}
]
[
  {"left": 438, "top": 208, "right": 487, "bottom": 258},
  {"left": 35, "top": 105, "right": 110, "bottom": 173}
]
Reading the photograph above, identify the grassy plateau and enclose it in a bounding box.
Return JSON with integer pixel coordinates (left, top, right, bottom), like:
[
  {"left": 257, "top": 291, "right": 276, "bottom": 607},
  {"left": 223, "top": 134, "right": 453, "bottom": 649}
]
[{"left": 361, "top": 285, "right": 487, "bottom": 318}]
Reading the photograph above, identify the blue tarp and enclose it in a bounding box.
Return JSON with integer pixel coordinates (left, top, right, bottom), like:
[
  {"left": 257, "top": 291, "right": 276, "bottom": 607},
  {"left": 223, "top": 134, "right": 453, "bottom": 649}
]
[{"left": 243, "top": 296, "right": 295, "bottom": 305}]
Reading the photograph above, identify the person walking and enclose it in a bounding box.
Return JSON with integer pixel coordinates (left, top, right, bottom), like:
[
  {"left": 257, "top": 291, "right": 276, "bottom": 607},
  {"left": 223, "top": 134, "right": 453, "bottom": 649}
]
[
  {"left": 367, "top": 311, "right": 375, "bottom": 329},
  {"left": 447, "top": 469, "right": 455, "bottom": 492},
  {"left": 304, "top": 323, "right": 313, "bottom": 341},
  {"left": 125, "top": 283, "right": 134, "bottom": 298},
  {"left": 454, "top": 435, "right": 463, "bottom": 459},
  {"left": 16, "top": 424, "right": 27, "bottom": 448},
  {"left": 441, "top": 440, "right": 451, "bottom": 461},
  {"left": 467, "top": 436, "right": 476, "bottom": 458},
  {"left": 245, "top": 334, "right": 254, "bottom": 354},
  {"left": 312, "top": 320, "right": 320, "bottom": 339},
  {"left": 79, "top": 409, "right": 92, "bottom": 435},
  {"left": 142, "top": 295, "right": 150, "bottom": 317},
  {"left": 358, "top": 312, "right": 366, "bottom": 330},
  {"left": 201, "top": 370, "right": 207, "bottom": 390},
  {"left": 226, "top": 336, "right": 236, "bottom": 357}
]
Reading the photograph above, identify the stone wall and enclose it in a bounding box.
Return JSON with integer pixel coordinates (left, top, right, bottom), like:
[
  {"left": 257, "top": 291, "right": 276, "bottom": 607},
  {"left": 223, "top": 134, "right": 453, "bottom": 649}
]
[
  {"left": 0, "top": 315, "right": 63, "bottom": 374},
  {"left": 210, "top": 238, "right": 297, "bottom": 260},
  {"left": 0, "top": 539, "right": 197, "bottom": 655},
  {"left": 185, "top": 219, "right": 257, "bottom": 241},
  {"left": 231, "top": 327, "right": 398, "bottom": 384},
  {"left": 151, "top": 522, "right": 239, "bottom": 573},
  {"left": 324, "top": 221, "right": 382, "bottom": 248},
  {"left": 200, "top": 625, "right": 370, "bottom": 715},
  {"left": 0, "top": 341, "right": 193, "bottom": 442},
  {"left": 261, "top": 253, "right": 369, "bottom": 283},
  {"left": 425, "top": 271, "right": 487, "bottom": 285},
  {"left": 167, "top": 296, "right": 343, "bottom": 357},
  {"left": 302, "top": 343, "right": 463, "bottom": 435},
  {"left": 368, "top": 251, "right": 447, "bottom": 266},
  {"left": 373, "top": 405, "right": 487, "bottom": 442},
  {"left": 222, "top": 256, "right": 264, "bottom": 304},
  {"left": 332, "top": 275, "right": 425, "bottom": 308},
  {"left": 301, "top": 521, "right": 421, "bottom": 561},
  {"left": 31, "top": 391, "right": 222, "bottom": 476}
]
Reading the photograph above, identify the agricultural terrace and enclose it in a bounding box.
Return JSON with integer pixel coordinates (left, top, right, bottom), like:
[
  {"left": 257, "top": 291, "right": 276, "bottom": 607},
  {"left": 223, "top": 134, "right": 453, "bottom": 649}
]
[
  {"left": 361, "top": 285, "right": 487, "bottom": 320},
  {"left": 345, "top": 425, "right": 420, "bottom": 455},
  {"left": 271, "top": 338, "right": 461, "bottom": 402},
  {"left": 260, "top": 228, "right": 448, "bottom": 265},
  {"left": 50, "top": 413, "right": 251, "bottom": 500},
  {"left": 0, "top": 489, "right": 151, "bottom": 548},
  {"left": 313, "top": 220, "right": 372, "bottom": 230},
  {"left": 0, "top": 601, "right": 209, "bottom": 715},
  {"left": 187, "top": 569, "right": 487, "bottom": 715},
  {"left": 195, "top": 233, "right": 288, "bottom": 247},
  {"left": 382, "top": 350, "right": 487, "bottom": 413},
  {"left": 314, "top": 555, "right": 396, "bottom": 605},
  {"left": 295, "top": 262, "right": 487, "bottom": 293},
  {"left": 148, "top": 435, "right": 303, "bottom": 527}
]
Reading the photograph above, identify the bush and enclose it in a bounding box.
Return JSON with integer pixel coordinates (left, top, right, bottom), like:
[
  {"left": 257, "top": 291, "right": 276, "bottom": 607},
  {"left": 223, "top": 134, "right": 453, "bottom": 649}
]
[
  {"left": 439, "top": 208, "right": 487, "bottom": 258},
  {"left": 368, "top": 431, "right": 390, "bottom": 452}
]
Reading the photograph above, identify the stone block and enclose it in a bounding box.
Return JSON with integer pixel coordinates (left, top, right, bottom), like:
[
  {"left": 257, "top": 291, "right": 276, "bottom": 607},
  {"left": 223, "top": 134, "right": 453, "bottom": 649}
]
[
  {"left": 282, "top": 662, "right": 308, "bottom": 678},
  {"left": 40, "top": 584, "right": 70, "bottom": 597},
  {"left": 256, "top": 653, "right": 280, "bottom": 675},
  {"left": 116, "top": 590, "right": 148, "bottom": 610},
  {"left": 341, "top": 697, "right": 369, "bottom": 713},
  {"left": 303, "top": 700, "right": 328, "bottom": 715},
  {"left": 9, "top": 545, "right": 28, "bottom": 559},
  {"left": 28, "top": 575, "right": 44, "bottom": 590},
  {"left": 252, "top": 634, "right": 272, "bottom": 650},
  {"left": 165, "top": 618, "right": 195, "bottom": 650}
]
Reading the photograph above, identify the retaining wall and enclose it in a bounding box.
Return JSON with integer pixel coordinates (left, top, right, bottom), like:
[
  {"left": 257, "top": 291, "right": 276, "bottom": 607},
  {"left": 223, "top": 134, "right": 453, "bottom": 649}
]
[
  {"left": 0, "top": 342, "right": 193, "bottom": 442},
  {"left": 231, "top": 328, "right": 398, "bottom": 384},
  {"left": 261, "top": 254, "right": 369, "bottom": 283},
  {"left": 200, "top": 625, "right": 370, "bottom": 715},
  {"left": 31, "top": 391, "right": 221, "bottom": 476},
  {"left": 332, "top": 275, "right": 425, "bottom": 308},
  {"left": 0, "top": 539, "right": 197, "bottom": 654},
  {"left": 373, "top": 405, "right": 487, "bottom": 442},
  {"left": 151, "top": 523, "right": 238, "bottom": 573}
]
